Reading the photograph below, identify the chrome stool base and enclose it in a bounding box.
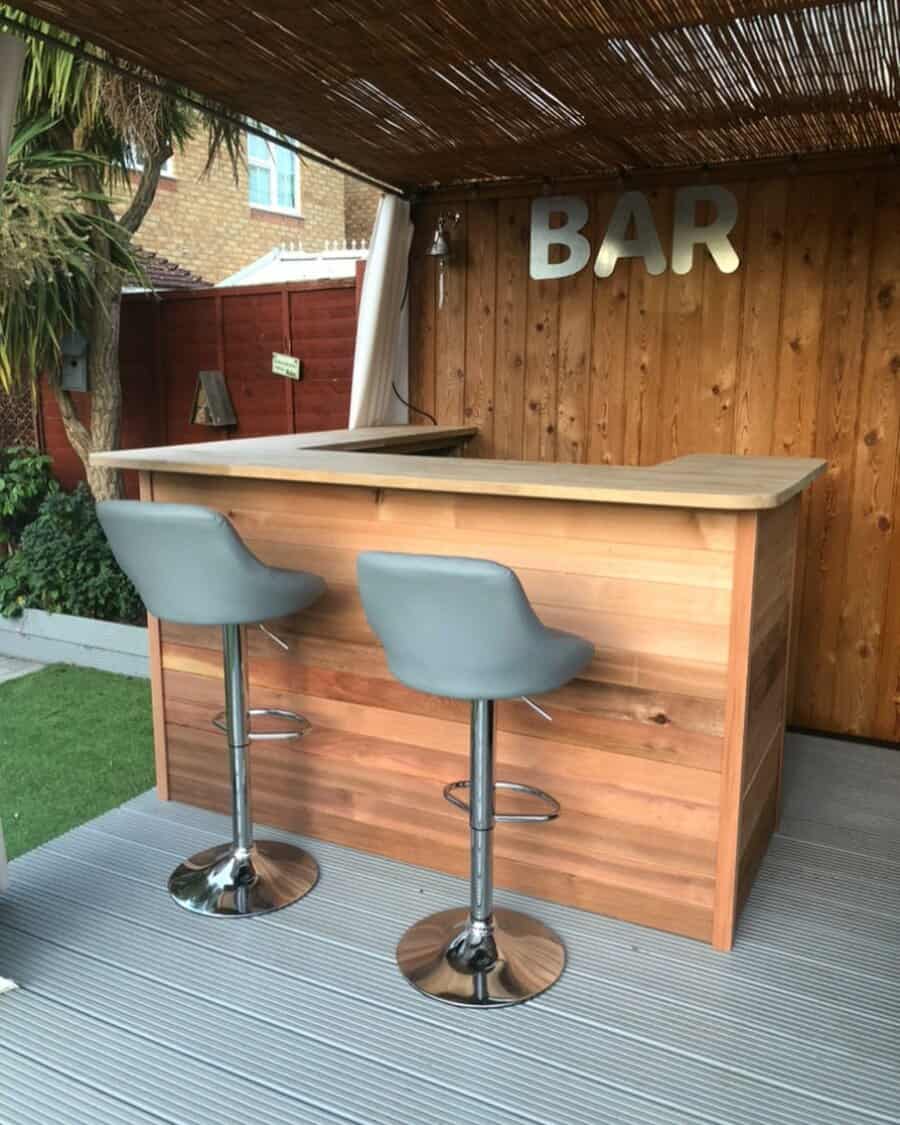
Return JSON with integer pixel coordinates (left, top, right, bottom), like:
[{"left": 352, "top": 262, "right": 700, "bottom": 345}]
[
  {"left": 168, "top": 839, "right": 319, "bottom": 917},
  {"left": 396, "top": 906, "right": 566, "bottom": 1007}
]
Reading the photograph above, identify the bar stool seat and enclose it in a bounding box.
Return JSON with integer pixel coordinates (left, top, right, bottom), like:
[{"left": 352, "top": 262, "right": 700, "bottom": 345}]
[
  {"left": 99, "top": 500, "right": 325, "bottom": 918},
  {"left": 358, "top": 552, "right": 591, "bottom": 701},
  {"left": 358, "top": 551, "right": 594, "bottom": 1008},
  {"left": 99, "top": 502, "right": 324, "bottom": 627}
]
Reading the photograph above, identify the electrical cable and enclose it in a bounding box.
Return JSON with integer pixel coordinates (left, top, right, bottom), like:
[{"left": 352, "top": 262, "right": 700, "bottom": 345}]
[{"left": 390, "top": 241, "right": 437, "bottom": 425}]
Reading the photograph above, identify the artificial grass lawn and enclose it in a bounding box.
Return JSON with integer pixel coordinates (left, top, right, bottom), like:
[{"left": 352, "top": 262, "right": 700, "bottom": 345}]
[{"left": 0, "top": 664, "right": 154, "bottom": 861}]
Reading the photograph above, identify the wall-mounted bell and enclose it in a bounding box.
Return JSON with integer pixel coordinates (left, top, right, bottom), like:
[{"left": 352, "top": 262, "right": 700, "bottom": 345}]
[{"left": 427, "top": 212, "right": 460, "bottom": 306}]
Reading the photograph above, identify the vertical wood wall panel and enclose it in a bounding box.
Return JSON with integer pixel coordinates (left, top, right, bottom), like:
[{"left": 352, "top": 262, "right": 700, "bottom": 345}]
[
  {"left": 410, "top": 165, "right": 900, "bottom": 742},
  {"left": 463, "top": 200, "right": 498, "bottom": 456},
  {"left": 794, "top": 173, "right": 876, "bottom": 729},
  {"left": 660, "top": 203, "right": 706, "bottom": 462},
  {"left": 697, "top": 183, "right": 747, "bottom": 456},
  {"left": 588, "top": 190, "right": 628, "bottom": 465},
  {"left": 493, "top": 198, "right": 529, "bottom": 459},
  {"left": 555, "top": 197, "right": 595, "bottom": 464},
  {"left": 854, "top": 172, "right": 900, "bottom": 741},
  {"left": 732, "top": 179, "right": 789, "bottom": 458},
  {"left": 624, "top": 187, "right": 672, "bottom": 467},
  {"left": 524, "top": 263, "right": 560, "bottom": 461},
  {"left": 435, "top": 206, "right": 467, "bottom": 428},
  {"left": 772, "top": 178, "right": 832, "bottom": 710}
]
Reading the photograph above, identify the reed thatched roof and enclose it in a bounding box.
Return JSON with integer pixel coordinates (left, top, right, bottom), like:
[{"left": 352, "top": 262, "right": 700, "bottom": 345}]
[{"left": 8, "top": 0, "right": 899, "bottom": 191}]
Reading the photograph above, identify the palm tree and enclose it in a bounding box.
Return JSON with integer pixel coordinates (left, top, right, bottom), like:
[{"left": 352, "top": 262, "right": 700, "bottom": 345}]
[
  {"left": 0, "top": 9, "right": 241, "bottom": 499},
  {"left": 0, "top": 116, "right": 142, "bottom": 402}
]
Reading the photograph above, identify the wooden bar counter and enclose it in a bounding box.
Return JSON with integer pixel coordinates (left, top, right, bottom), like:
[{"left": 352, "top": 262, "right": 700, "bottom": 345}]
[{"left": 94, "top": 427, "right": 825, "bottom": 950}]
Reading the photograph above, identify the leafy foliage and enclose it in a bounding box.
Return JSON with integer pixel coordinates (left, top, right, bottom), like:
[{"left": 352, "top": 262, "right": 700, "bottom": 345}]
[
  {"left": 0, "top": 6, "right": 244, "bottom": 494},
  {"left": 0, "top": 484, "right": 145, "bottom": 623},
  {"left": 6, "top": 7, "right": 243, "bottom": 185},
  {"left": 0, "top": 445, "right": 57, "bottom": 548},
  {"left": 0, "top": 116, "right": 144, "bottom": 389}
]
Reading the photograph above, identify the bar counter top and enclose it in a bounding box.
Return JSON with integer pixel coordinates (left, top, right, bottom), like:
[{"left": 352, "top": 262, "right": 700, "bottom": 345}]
[{"left": 93, "top": 426, "right": 825, "bottom": 510}]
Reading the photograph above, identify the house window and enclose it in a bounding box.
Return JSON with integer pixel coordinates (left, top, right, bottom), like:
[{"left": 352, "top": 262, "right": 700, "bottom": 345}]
[
  {"left": 247, "top": 132, "right": 299, "bottom": 214},
  {"left": 125, "top": 145, "right": 175, "bottom": 178}
]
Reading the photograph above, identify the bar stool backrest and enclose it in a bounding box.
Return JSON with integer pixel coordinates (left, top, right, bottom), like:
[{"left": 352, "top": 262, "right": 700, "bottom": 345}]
[
  {"left": 357, "top": 551, "right": 556, "bottom": 700},
  {"left": 98, "top": 500, "right": 307, "bottom": 626}
]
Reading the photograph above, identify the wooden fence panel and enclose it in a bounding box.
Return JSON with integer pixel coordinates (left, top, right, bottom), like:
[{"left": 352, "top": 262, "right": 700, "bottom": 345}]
[
  {"left": 39, "top": 278, "right": 358, "bottom": 498},
  {"left": 289, "top": 284, "right": 358, "bottom": 433},
  {"left": 159, "top": 294, "right": 221, "bottom": 448},
  {"left": 221, "top": 291, "right": 287, "bottom": 438}
]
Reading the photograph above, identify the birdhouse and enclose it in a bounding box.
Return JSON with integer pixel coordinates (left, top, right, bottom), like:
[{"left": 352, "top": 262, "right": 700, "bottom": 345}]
[{"left": 190, "top": 370, "right": 237, "bottom": 427}]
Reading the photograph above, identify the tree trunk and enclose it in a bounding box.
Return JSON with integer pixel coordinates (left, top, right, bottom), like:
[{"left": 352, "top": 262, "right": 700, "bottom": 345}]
[
  {"left": 49, "top": 262, "right": 124, "bottom": 501},
  {"left": 85, "top": 263, "right": 125, "bottom": 501},
  {"left": 49, "top": 149, "right": 169, "bottom": 502}
]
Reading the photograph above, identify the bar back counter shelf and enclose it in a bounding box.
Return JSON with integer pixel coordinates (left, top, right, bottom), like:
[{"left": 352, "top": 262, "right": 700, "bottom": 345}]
[{"left": 94, "top": 427, "right": 825, "bottom": 950}]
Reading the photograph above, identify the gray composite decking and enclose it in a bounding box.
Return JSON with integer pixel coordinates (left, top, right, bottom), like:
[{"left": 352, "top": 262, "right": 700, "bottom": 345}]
[{"left": 0, "top": 731, "right": 897, "bottom": 1125}]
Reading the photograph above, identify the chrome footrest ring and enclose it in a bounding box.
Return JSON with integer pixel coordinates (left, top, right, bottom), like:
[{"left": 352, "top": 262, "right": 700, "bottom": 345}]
[
  {"left": 212, "top": 708, "right": 312, "bottom": 741},
  {"left": 443, "top": 779, "right": 560, "bottom": 822}
]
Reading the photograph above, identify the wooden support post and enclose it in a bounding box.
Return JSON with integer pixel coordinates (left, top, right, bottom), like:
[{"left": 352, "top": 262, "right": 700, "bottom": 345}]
[{"left": 138, "top": 470, "right": 170, "bottom": 801}]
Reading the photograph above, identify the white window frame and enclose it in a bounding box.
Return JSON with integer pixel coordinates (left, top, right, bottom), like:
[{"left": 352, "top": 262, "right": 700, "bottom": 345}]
[
  {"left": 247, "top": 132, "right": 301, "bottom": 217},
  {"left": 125, "top": 144, "right": 175, "bottom": 178}
]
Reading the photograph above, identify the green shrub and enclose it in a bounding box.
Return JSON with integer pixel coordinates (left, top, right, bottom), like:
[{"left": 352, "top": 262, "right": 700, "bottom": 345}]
[
  {"left": 0, "top": 484, "right": 145, "bottom": 624},
  {"left": 0, "top": 445, "right": 57, "bottom": 550}
]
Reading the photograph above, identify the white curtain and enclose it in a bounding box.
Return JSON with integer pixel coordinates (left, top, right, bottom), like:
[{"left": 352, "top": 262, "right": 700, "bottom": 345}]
[
  {"left": 0, "top": 32, "right": 24, "bottom": 899},
  {"left": 348, "top": 193, "right": 413, "bottom": 428}
]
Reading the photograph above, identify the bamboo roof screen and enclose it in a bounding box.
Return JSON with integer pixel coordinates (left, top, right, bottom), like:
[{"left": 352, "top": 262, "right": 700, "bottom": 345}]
[{"left": 7, "top": 0, "right": 899, "bottom": 191}]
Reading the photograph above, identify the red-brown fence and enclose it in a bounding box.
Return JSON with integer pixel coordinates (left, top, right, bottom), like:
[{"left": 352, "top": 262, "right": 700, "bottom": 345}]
[{"left": 40, "top": 277, "right": 360, "bottom": 496}]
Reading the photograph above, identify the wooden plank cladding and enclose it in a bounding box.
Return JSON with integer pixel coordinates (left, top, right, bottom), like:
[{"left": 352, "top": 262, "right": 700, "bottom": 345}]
[
  {"left": 409, "top": 165, "right": 900, "bottom": 744},
  {"left": 147, "top": 471, "right": 800, "bottom": 947}
]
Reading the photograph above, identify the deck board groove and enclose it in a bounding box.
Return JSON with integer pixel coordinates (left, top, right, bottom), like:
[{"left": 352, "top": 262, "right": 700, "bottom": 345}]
[
  {"left": 3, "top": 848, "right": 897, "bottom": 1124},
  {"left": 22, "top": 822, "right": 900, "bottom": 1026},
  {"left": 0, "top": 1046, "right": 171, "bottom": 1125},
  {"left": 1, "top": 733, "right": 898, "bottom": 1124},
  {"left": 22, "top": 827, "right": 900, "bottom": 1032}
]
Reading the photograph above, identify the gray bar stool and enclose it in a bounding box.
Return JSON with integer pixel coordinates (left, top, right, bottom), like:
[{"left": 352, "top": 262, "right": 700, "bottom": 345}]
[
  {"left": 98, "top": 501, "right": 325, "bottom": 918},
  {"left": 358, "top": 551, "right": 594, "bottom": 1007}
]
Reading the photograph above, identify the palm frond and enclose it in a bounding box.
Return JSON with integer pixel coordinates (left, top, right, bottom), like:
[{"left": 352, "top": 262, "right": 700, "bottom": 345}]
[
  {"left": 0, "top": 9, "right": 244, "bottom": 392},
  {"left": 0, "top": 117, "right": 146, "bottom": 391},
  {"left": 2, "top": 6, "right": 244, "bottom": 182}
]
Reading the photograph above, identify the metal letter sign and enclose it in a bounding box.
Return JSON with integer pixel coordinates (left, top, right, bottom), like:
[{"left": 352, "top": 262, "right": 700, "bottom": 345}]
[
  {"left": 671, "top": 185, "right": 740, "bottom": 275},
  {"left": 594, "top": 191, "right": 667, "bottom": 278},
  {"left": 528, "top": 186, "right": 740, "bottom": 279},
  {"left": 530, "top": 196, "right": 591, "bottom": 280}
]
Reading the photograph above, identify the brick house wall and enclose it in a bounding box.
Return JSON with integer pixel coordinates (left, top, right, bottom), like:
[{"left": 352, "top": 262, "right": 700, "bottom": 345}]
[
  {"left": 128, "top": 135, "right": 349, "bottom": 283},
  {"left": 345, "top": 179, "right": 382, "bottom": 246}
]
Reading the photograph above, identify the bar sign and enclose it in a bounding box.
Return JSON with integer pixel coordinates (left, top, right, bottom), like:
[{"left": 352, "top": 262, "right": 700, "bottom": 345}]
[{"left": 272, "top": 352, "right": 301, "bottom": 380}]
